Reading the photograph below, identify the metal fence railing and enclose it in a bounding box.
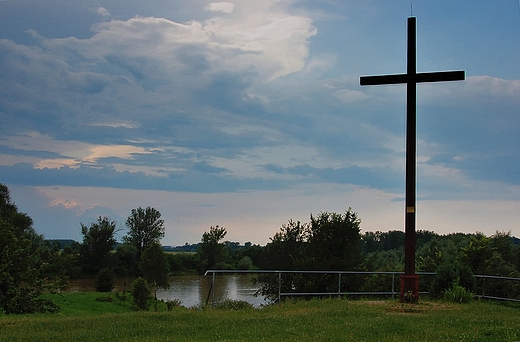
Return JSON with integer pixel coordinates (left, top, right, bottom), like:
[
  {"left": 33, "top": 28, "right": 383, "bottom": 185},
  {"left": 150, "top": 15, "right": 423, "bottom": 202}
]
[
  {"left": 204, "top": 270, "right": 434, "bottom": 306},
  {"left": 204, "top": 270, "right": 520, "bottom": 306},
  {"left": 474, "top": 274, "right": 520, "bottom": 303}
]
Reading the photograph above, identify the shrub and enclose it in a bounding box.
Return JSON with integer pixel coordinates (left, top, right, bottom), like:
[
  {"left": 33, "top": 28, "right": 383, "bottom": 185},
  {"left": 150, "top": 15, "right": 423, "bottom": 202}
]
[
  {"left": 430, "top": 262, "right": 476, "bottom": 299},
  {"left": 131, "top": 277, "right": 151, "bottom": 311},
  {"left": 95, "top": 268, "right": 115, "bottom": 292},
  {"left": 115, "top": 290, "right": 128, "bottom": 304},
  {"left": 444, "top": 282, "right": 473, "bottom": 303},
  {"left": 164, "top": 298, "right": 183, "bottom": 311},
  {"left": 430, "top": 263, "right": 457, "bottom": 298}
]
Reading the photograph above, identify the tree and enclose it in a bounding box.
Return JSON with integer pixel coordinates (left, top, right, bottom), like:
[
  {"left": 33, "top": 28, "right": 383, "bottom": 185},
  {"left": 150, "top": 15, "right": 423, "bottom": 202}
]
[
  {"left": 197, "top": 225, "right": 227, "bottom": 272},
  {"left": 131, "top": 277, "right": 151, "bottom": 311},
  {"left": 114, "top": 243, "right": 140, "bottom": 277},
  {"left": 123, "top": 207, "right": 165, "bottom": 257},
  {"left": 461, "top": 233, "right": 492, "bottom": 274},
  {"left": 79, "top": 216, "right": 117, "bottom": 276},
  {"left": 307, "top": 209, "right": 362, "bottom": 271},
  {"left": 259, "top": 220, "right": 309, "bottom": 271},
  {"left": 258, "top": 209, "right": 363, "bottom": 300},
  {"left": 0, "top": 183, "right": 59, "bottom": 314},
  {"left": 140, "top": 242, "right": 170, "bottom": 299}
]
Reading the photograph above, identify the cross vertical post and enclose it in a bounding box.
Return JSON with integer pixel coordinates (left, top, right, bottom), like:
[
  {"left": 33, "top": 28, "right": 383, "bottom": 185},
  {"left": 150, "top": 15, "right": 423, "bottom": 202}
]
[
  {"left": 360, "top": 17, "right": 464, "bottom": 302},
  {"left": 405, "top": 16, "right": 417, "bottom": 301}
]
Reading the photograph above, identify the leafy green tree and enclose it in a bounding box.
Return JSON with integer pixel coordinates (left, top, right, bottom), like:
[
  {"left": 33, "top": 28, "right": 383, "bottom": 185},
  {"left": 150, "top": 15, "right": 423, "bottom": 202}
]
[
  {"left": 140, "top": 242, "right": 170, "bottom": 299},
  {"left": 258, "top": 209, "right": 363, "bottom": 300},
  {"left": 166, "top": 252, "right": 198, "bottom": 275},
  {"left": 362, "top": 230, "right": 405, "bottom": 253},
  {"left": 0, "top": 183, "right": 59, "bottom": 314},
  {"left": 79, "top": 216, "right": 117, "bottom": 276},
  {"left": 197, "top": 225, "right": 228, "bottom": 272},
  {"left": 60, "top": 241, "right": 82, "bottom": 279},
  {"left": 489, "top": 231, "right": 517, "bottom": 267},
  {"left": 131, "top": 277, "right": 151, "bottom": 311},
  {"left": 260, "top": 220, "right": 309, "bottom": 271},
  {"left": 461, "top": 233, "right": 492, "bottom": 274},
  {"left": 258, "top": 219, "right": 309, "bottom": 301},
  {"left": 307, "top": 209, "right": 362, "bottom": 271},
  {"left": 237, "top": 256, "right": 253, "bottom": 270},
  {"left": 95, "top": 268, "right": 115, "bottom": 292},
  {"left": 114, "top": 243, "right": 140, "bottom": 277},
  {"left": 123, "top": 207, "right": 165, "bottom": 257},
  {"left": 306, "top": 209, "right": 363, "bottom": 293}
]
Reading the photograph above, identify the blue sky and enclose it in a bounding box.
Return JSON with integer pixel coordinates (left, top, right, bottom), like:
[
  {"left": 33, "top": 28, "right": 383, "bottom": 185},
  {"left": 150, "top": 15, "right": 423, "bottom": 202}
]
[{"left": 1, "top": 0, "right": 519, "bottom": 245}]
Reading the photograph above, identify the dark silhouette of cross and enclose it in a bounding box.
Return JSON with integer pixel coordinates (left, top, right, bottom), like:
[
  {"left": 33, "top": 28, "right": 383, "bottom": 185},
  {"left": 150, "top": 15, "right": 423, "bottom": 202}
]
[{"left": 360, "top": 17, "right": 465, "bottom": 302}]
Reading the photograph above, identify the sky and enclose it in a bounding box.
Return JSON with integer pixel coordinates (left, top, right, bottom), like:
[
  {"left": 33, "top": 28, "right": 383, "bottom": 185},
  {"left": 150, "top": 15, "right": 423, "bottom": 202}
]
[{"left": 1, "top": 0, "right": 519, "bottom": 246}]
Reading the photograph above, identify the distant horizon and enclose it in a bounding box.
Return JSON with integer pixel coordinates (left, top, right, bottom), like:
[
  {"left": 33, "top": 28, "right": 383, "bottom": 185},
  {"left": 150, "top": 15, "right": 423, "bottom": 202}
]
[{"left": 43, "top": 229, "right": 520, "bottom": 248}]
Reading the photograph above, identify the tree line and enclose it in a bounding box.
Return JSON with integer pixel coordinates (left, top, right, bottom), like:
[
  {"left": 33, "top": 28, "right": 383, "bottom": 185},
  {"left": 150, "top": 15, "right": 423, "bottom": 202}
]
[{"left": 2, "top": 182, "right": 520, "bottom": 313}]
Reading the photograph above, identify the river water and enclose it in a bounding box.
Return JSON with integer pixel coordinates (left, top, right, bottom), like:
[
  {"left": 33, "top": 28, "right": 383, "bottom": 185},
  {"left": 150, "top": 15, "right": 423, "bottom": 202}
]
[
  {"left": 157, "top": 274, "right": 268, "bottom": 308},
  {"left": 67, "top": 274, "right": 269, "bottom": 308}
]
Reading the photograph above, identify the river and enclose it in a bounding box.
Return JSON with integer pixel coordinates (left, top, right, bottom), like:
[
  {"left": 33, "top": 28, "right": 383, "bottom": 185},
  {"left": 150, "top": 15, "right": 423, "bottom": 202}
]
[{"left": 67, "top": 274, "right": 269, "bottom": 308}]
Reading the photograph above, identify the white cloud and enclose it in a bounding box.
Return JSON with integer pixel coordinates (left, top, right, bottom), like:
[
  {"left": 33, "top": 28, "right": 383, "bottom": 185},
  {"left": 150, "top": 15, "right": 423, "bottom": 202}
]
[
  {"left": 205, "top": 2, "right": 235, "bottom": 14},
  {"left": 334, "top": 88, "right": 370, "bottom": 103},
  {"left": 41, "top": 1, "right": 316, "bottom": 82},
  {"left": 0, "top": 131, "right": 152, "bottom": 169},
  {"left": 97, "top": 7, "right": 111, "bottom": 17},
  {"left": 36, "top": 158, "right": 81, "bottom": 169},
  {"left": 419, "top": 75, "right": 520, "bottom": 107},
  {"left": 88, "top": 121, "right": 140, "bottom": 129},
  {"left": 50, "top": 198, "right": 82, "bottom": 210}
]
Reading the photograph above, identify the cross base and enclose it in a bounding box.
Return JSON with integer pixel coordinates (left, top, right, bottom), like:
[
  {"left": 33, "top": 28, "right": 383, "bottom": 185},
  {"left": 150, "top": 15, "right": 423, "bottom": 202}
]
[{"left": 400, "top": 274, "right": 419, "bottom": 303}]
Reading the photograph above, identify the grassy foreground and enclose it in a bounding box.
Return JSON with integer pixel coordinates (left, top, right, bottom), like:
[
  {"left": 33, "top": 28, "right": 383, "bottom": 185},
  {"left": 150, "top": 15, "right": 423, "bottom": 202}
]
[{"left": 1, "top": 293, "right": 520, "bottom": 341}]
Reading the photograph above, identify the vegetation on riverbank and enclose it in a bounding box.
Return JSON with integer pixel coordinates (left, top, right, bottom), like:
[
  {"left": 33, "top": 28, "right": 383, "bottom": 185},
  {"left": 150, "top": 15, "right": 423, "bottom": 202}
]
[{"left": 1, "top": 294, "right": 519, "bottom": 341}]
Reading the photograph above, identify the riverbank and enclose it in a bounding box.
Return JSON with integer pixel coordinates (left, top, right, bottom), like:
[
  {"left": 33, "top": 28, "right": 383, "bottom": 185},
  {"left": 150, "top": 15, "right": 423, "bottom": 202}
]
[{"left": 1, "top": 293, "right": 519, "bottom": 341}]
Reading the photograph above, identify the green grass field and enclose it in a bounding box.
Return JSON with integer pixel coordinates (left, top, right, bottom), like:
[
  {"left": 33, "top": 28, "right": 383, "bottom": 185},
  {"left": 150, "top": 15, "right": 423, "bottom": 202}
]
[{"left": 1, "top": 293, "right": 519, "bottom": 341}]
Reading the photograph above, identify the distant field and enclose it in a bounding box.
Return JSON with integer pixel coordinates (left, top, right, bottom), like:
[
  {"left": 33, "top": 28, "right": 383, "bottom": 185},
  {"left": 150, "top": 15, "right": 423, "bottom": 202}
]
[{"left": 1, "top": 293, "right": 519, "bottom": 341}]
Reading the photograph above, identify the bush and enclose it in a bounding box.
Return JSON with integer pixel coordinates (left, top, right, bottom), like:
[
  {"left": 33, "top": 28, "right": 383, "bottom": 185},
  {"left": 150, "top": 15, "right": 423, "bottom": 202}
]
[
  {"left": 131, "top": 277, "right": 151, "bottom": 311},
  {"left": 430, "top": 262, "right": 476, "bottom": 299},
  {"left": 444, "top": 282, "right": 473, "bottom": 303},
  {"left": 115, "top": 290, "right": 128, "bottom": 304},
  {"left": 95, "top": 268, "right": 115, "bottom": 292},
  {"left": 164, "top": 298, "right": 183, "bottom": 311}
]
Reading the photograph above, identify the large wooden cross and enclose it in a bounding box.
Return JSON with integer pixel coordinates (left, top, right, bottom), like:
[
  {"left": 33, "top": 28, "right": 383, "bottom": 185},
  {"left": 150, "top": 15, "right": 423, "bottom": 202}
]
[{"left": 360, "top": 17, "right": 465, "bottom": 302}]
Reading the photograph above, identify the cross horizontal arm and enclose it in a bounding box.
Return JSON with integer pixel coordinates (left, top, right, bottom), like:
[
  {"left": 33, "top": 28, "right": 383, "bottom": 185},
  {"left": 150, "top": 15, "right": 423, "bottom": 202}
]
[
  {"left": 360, "top": 74, "right": 407, "bottom": 86},
  {"left": 416, "top": 70, "right": 465, "bottom": 83},
  {"left": 360, "top": 70, "right": 465, "bottom": 86}
]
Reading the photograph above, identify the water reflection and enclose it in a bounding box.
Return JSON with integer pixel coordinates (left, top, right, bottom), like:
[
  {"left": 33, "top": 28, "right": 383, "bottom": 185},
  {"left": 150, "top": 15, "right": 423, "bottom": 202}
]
[{"left": 157, "top": 274, "right": 268, "bottom": 308}]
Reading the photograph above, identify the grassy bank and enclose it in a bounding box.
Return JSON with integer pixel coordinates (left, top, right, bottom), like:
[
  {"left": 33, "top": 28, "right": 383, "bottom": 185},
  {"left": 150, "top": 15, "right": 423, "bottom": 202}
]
[{"left": 1, "top": 293, "right": 519, "bottom": 341}]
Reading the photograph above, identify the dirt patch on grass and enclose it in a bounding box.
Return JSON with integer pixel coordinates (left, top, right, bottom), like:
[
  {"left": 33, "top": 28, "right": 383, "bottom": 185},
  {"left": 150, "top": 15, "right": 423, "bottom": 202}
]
[
  {"left": 385, "top": 301, "right": 461, "bottom": 314},
  {"left": 347, "top": 299, "right": 462, "bottom": 314}
]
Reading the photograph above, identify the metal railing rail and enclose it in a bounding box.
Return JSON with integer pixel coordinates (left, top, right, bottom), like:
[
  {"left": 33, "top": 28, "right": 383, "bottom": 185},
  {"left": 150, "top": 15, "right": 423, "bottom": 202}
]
[
  {"left": 204, "top": 270, "right": 520, "bottom": 305},
  {"left": 204, "top": 270, "right": 435, "bottom": 306},
  {"left": 474, "top": 274, "right": 520, "bottom": 303}
]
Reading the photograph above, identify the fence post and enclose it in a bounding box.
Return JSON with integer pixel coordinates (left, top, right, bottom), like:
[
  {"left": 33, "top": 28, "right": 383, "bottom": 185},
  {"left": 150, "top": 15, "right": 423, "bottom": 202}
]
[
  {"left": 212, "top": 272, "right": 216, "bottom": 307},
  {"left": 338, "top": 273, "right": 342, "bottom": 298},
  {"left": 392, "top": 273, "right": 395, "bottom": 300},
  {"left": 278, "top": 271, "right": 282, "bottom": 304}
]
